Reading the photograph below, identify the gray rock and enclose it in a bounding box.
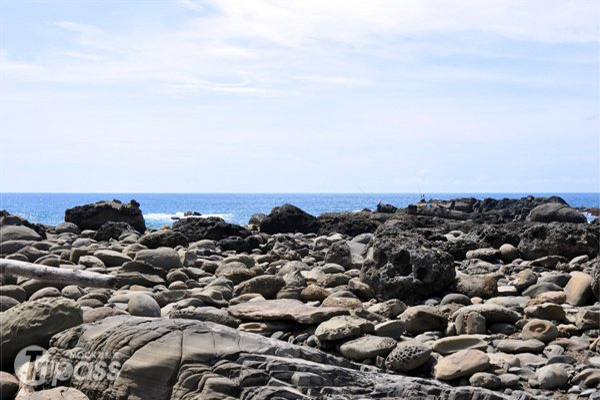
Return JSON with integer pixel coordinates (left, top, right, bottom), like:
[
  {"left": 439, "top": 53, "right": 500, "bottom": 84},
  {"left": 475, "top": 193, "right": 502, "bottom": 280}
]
[
  {"left": 0, "top": 297, "right": 82, "bottom": 367},
  {"left": 55, "top": 221, "right": 81, "bottom": 234},
  {"left": 228, "top": 299, "right": 348, "bottom": 324},
  {"left": 0, "top": 296, "right": 19, "bottom": 311},
  {"left": 470, "top": 372, "right": 501, "bottom": 389},
  {"left": 499, "top": 243, "right": 520, "bottom": 262},
  {"left": 537, "top": 364, "right": 568, "bottom": 389},
  {"left": 497, "top": 339, "right": 545, "bottom": 354},
  {"left": 400, "top": 305, "right": 447, "bottom": 335},
  {"left": 521, "top": 282, "right": 563, "bottom": 298},
  {"left": 134, "top": 247, "right": 182, "bottom": 270},
  {"left": 93, "top": 250, "right": 132, "bottom": 267},
  {"left": 42, "top": 315, "right": 533, "bottom": 400},
  {"left": 315, "top": 315, "right": 373, "bottom": 341},
  {"left": 374, "top": 320, "right": 406, "bottom": 339},
  {"left": 521, "top": 320, "right": 558, "bottom": 343},
  {"left": 127, "top": 293, "right": 160, "bottom": 317},
  {"left": 0, "top": 225, "right": 41, "bottom": 242},
  {"left": 456, "top": 274, "right": 498, "bottom": 298},
  {"left": 340, "top": 335, "right": 397, "bottom": 361},
  {"left": 233, "top": 275, "right": 285, "bottom": 299},
  {"left": 564, "top": 272, "right": 593, "bottom": 306},
  {"left": 138, "top": 229, "right": 189, "bottom": 249},
  {"left": 440, "top": 293, "right": 472, "bottom": 306},
  {"left": 434, "top": 349, "right": 490, "bottom": 380},
  {"left": 527, "top": 203, "right": 586, "bottom": 224},
  {"left": 432, "top": 335, "right": 488, "bottom": 355},
  {"left": 0, "top": 285, "right": 26, "bottom": 302},
  {"left": 17, "top": 387, "right": 90, "bottom": 400}
]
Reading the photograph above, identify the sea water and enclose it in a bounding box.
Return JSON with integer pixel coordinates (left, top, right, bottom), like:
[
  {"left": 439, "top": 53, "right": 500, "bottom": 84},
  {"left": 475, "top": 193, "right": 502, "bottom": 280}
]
[{"left": 1, "top": 193, "right": 598, "bottom": 228}]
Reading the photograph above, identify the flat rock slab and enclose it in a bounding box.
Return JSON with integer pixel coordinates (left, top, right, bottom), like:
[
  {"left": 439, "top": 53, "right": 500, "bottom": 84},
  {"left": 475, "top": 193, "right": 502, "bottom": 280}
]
[
  {"left": 41, "top": 315, "right": 539, "bottom": 400},
  {"left": 228, "top": 299, "right": 349, "bottom": 324}
]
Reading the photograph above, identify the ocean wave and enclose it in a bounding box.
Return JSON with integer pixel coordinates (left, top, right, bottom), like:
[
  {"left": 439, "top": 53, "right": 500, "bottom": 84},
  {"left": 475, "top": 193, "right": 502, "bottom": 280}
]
[{"left": 144, "top": 212, "right": 234, "bottom": 222}]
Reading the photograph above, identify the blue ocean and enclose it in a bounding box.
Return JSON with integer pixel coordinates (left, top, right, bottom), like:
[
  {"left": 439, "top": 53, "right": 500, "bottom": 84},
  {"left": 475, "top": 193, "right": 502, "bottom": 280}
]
[{"left": 1, "top": 193, "right": 598, "bottom": 229}]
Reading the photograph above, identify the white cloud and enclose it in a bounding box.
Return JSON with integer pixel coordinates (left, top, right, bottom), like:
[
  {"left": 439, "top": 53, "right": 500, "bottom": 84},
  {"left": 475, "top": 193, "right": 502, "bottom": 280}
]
[
  {"left": 176, "top": 0, "right": 206, "bottom": 12},
  {"left": 0, "top": 1, "right": 595, "bottom": 98},
  {"left": 53, "top": 20, "right": 103, "bottom": 35}
]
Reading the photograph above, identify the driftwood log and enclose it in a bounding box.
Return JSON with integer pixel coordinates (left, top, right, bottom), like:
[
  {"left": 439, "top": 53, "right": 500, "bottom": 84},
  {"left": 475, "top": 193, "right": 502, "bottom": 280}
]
[{"left": 0, "top": 259, "right": 116, "bottom": 288}]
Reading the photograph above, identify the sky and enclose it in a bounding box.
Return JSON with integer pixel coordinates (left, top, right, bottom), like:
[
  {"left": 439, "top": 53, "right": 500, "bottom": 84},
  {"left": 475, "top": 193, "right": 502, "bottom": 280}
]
[{"left": 0, "top": 0, "right": 598, "bottom": 193}]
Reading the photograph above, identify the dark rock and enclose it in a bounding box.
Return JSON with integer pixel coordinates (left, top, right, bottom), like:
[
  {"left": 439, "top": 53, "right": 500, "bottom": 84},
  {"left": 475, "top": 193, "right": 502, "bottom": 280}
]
[
  {"left": 93, "top": 221, "right": 137, "bottom": 241},
  {"left": 0, "top": 371, "right": 19, "bottom": 400},
  {"left": 592, "top": 261, "right": 600, "bottom": 300},
  {"left": 0, "top": 296, "right": 19, "bottom": 312},
  {"left": 173, "top": 217, "right": 249, "bottom": 241},
  {"left": 376, "top": 202, "right": 398, "bottom": 213},
  {"left": 518, "top": 223, "right": 599, "bottom": 260},
  {"left": 260, "top": 204, "right": 319, "bottom": 234},
  {"left": 248, "top": 213, "right": 267, "bottom": 226},
  {"left": 360, "top": 225, "right": 455, "bottom": 302},
  {"left": 65, "top": 199, "right": 146, "bottom": 232},
  {"left": 138, "top": 229, "right": 189, "bottom": 248},
  {"left": 317, "top": 212, "right": 381, "bottom": 236},
  {"left": 217, "top": 235, "right": 262, "bottom": 253}
]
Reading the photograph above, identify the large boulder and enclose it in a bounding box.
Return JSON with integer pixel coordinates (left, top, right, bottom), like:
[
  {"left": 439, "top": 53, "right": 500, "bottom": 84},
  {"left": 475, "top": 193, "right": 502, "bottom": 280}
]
[
  {"left": 134, "top": 247, "right": 182, "bottom": 270},
  {"left": 360, "top": 225, "right": 455, "bottom": 302},
  {"left": 527, "top": 203, "right": 586, "bottom": 224},
  {"left": 0, "top": 297, "right": 82, "bottom": 367},
  {"left": 518, "top": 223, "right": 599, "bottom": 260},
  {"left": 172, "top": 217, "right": 249, "bottom": 242},
  {"left": 0, "top": 211, "right": 47, "bottom": 239},
  {"left": 259, "top": 204, "right": 319, "bottom": 234},
  {"left": 39, "top": 316, "right": 535, "bottom": 400},
  {"left": 65, "top": 200, "right": 146, "bottom": 233},
  {"left": 0, "top": 225, "right": 42, "bottom": 242}
]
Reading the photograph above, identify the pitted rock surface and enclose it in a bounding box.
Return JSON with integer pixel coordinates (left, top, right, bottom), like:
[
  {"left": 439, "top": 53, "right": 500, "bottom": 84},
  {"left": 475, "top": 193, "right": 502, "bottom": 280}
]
[
  {"left": 360, "top": 229, "right": 455, "bottom": 301},
  {"left": 384, "top": 340, "right": 432, "bottom": 372}
]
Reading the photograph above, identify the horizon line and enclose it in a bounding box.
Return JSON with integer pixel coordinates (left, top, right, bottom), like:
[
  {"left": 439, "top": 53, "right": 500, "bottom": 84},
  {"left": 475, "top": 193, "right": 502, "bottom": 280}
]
[{"left": 1, "top": 192, "right": 598, "bottom": 195}]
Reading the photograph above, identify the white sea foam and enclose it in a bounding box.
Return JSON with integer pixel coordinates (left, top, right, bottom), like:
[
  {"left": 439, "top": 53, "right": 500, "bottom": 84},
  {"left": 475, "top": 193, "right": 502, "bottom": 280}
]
[{"left": 144, "top": 212, "right": 234, "bottom": 222}]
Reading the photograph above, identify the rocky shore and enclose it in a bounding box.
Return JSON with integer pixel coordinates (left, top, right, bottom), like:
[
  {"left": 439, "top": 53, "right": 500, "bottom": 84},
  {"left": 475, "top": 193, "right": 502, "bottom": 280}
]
[{"left": 0, "top": 196, "right": 598, "bottom": 400}]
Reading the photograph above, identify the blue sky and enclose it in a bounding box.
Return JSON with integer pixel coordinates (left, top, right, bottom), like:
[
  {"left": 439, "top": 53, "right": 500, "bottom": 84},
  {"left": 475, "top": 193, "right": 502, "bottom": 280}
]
[{"left": 0, "top": 0, "right": 598, "bottom": 193}]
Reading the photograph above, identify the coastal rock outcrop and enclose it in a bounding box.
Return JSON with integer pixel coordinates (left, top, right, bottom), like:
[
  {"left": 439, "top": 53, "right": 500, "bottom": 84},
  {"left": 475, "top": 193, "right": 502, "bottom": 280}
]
[
  {"left": 40, "top": 316, "right": 537, "bottom": 400},
  {"left": 259, "top": 204, "right": 319, "bottom": 234},
  {"left": 172, "top": 217, "right": 249, "bottom": 241},
  {"left": 360, "top": 224, "right": 455, "bottom": 301},
  {"left": 65, "top": 200, "right": 146, "bottom": 232},
  {"left": 517, "top": 222, "right": 599, "bottom": 259}
]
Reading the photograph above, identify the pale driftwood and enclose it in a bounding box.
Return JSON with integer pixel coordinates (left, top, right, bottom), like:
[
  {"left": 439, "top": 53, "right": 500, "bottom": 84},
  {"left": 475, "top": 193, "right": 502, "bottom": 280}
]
[{"left": 0, "top": 259, "right": 116, "bottom": 288}]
